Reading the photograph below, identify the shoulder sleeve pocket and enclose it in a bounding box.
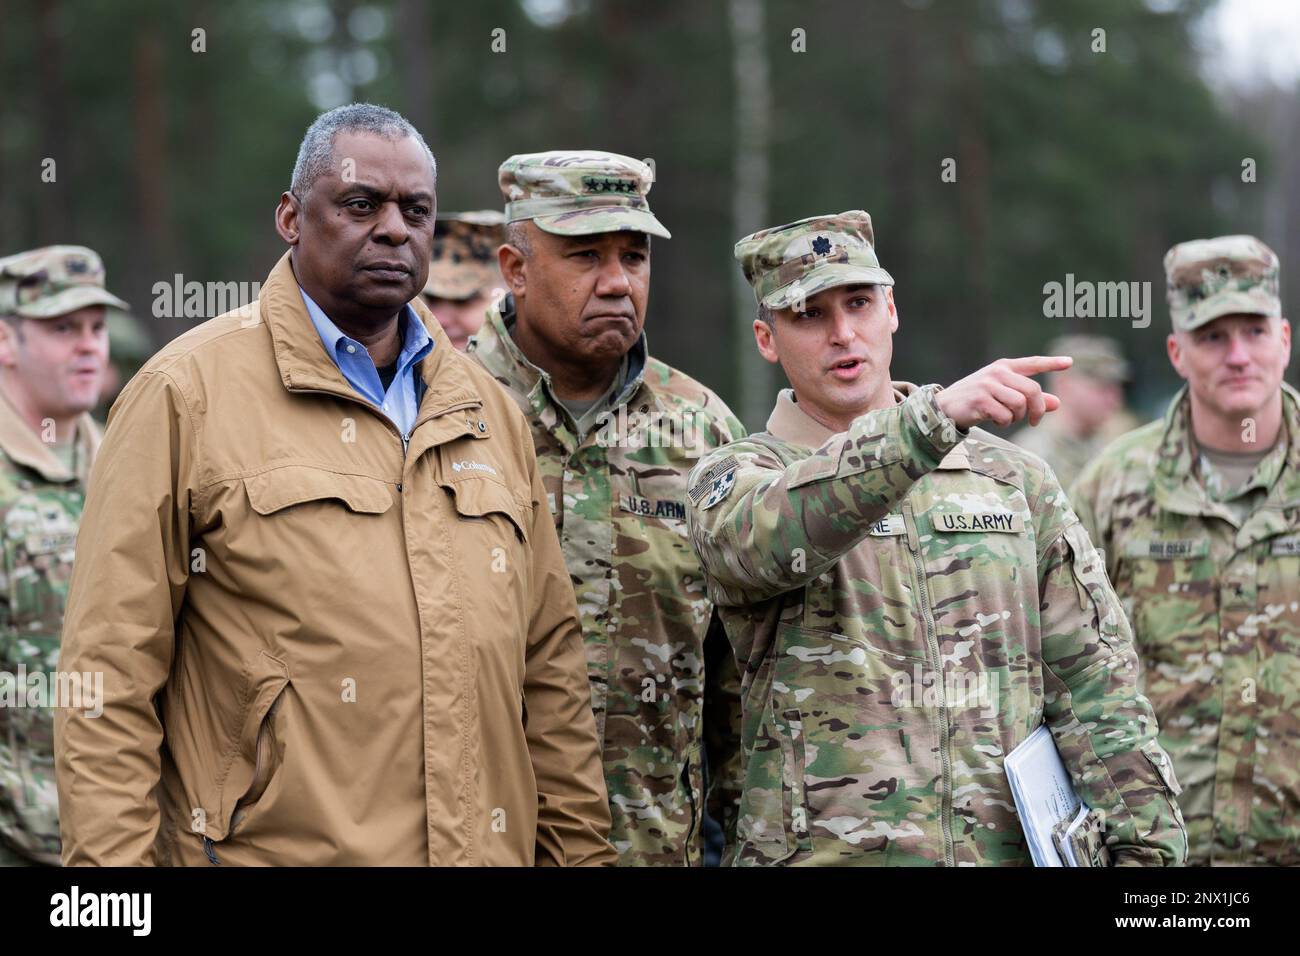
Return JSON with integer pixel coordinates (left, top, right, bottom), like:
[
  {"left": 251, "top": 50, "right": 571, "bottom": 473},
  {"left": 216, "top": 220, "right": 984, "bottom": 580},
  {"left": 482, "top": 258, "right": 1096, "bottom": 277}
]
[
  {"left": 1141, "top": 741, "right": 1183, "bottom": 796},
  {"left": 1062, "top": 520, "right": 1126, "bottom": 650},
  {"left": 244, "top": 466, "right": 394, "bottom": 516}
]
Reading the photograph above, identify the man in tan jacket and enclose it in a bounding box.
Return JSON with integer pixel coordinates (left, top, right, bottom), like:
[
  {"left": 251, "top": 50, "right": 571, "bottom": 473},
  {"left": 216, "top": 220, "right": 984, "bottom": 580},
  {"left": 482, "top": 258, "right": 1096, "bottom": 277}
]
[{"left": 54, "top": 103, "right": 615, "bottom": 866}]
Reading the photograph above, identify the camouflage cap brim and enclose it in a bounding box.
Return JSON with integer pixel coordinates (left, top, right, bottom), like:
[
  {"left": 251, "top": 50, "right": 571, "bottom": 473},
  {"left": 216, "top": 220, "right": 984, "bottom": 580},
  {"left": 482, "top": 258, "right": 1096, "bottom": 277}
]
[
  {"left": 1175, "top": 287, "right": 1281, "bottom": 332},
  {"left": 14, "top": 285, "right": 129, "bottom": 319},
  {"left": 762, "top": 262, "right": 894, "bottom": 310},
  {"left": 533, "top": 205, "right": 671, "bottom": 240},
  {"left": 1077, "top": 362, "right": 1132, "bottom": 384}
]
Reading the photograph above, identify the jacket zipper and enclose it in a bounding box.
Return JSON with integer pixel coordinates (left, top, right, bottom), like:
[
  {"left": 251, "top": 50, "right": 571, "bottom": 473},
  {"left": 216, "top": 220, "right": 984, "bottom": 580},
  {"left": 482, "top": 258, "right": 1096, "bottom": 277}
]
[
  {"left": 279, "top": 386, "right": 480, "bottom": 865},
  {"left": 902, "top": 499, "right": 954, "bottom": 867}
]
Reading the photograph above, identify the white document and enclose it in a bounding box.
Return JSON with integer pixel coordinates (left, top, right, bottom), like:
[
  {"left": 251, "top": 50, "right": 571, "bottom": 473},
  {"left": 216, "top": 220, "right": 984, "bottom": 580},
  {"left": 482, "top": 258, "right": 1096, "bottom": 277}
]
[{"left": 1003, "top": 724, "right": 1084, "bottom": 867}]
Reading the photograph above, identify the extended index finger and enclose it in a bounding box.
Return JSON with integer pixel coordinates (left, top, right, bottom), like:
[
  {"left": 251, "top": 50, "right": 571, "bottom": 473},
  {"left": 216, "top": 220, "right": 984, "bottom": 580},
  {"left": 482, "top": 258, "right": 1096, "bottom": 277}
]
[{"left": 1003, "top": 355, "right": 1073, "bottom": 376}]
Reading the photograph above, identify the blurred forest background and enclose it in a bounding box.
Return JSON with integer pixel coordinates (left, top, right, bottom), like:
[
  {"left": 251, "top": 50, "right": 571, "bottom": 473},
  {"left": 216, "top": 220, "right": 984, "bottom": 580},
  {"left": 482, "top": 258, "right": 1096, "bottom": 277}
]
[{"left": 1, "top": 0, "right": 1297, "bottom": 429}]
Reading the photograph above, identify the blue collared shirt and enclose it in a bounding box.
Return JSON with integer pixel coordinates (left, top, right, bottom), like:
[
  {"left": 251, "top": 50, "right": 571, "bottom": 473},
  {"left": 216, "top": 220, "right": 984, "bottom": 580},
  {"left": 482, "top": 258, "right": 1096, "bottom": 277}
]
[{"left": 300, "top": 287, "right": 433, "bottom": 438}]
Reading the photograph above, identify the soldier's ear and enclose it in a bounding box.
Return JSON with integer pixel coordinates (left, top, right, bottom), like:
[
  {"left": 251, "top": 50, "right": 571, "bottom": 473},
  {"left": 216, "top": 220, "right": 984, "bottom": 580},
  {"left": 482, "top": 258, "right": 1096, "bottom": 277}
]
[
  {"left": 0, "top": 318, "right": 20, "bottom": 368},
  {"left": 499, "top": 243, "right": 527, "bottom": 295},
  {"left": 1166, "top": 333, "right": 1187, "bottom": 380},
  {"left": 275, "top": 191, "right": 301, "bottom": 245},
  {"left": 885, "top": 287, "right": 899, "bottom": 333},
  {"left": 753, "top": 318, "right": 779, "bottom": 365},
  {"left": 1280, "top": 318, "right": 1292, "bottom": 371}
]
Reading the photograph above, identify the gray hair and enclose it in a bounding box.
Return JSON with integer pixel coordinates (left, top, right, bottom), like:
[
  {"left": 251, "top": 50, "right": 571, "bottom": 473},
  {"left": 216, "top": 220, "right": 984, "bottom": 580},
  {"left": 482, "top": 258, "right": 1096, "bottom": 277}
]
[
  {"left": 757, "top": 302, "right": 774, "bottom": 327},
  {"left": 290, "top": 103, "right": 437, "bottom": 198},
  {"left": 505, "top": 221, "right": 533, "bottom": 258}
]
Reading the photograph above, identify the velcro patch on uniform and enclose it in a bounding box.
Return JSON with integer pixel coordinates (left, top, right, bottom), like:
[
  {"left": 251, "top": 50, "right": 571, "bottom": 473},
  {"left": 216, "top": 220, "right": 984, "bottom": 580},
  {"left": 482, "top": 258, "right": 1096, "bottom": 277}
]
[
  {"left": 25, "top": 531, "right": 77, "bottom": 555},
  {"left": 1271, "top": 535, "right": 1300, "bottom": 556},
  {"left": 688, "top": 455, "right": 739, "bottom": 510},
  {"left": 867, "top": 514, "right": 906, "bottom": 536},
  {"left": 932, "top": 511, "right": 1024, "bottom": 534},
  {"left": 620, "top": 495, "right": 686, "bottom": 521},
  {"left": 1124, "top": 539, "right": 1209, "bottom": 559}
]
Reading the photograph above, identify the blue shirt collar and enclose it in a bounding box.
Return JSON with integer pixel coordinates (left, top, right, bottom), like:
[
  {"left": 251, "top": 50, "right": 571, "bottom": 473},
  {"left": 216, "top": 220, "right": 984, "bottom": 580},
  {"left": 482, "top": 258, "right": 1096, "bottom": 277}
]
[{"left": 299, "top": 287, "right": 432, "bottom": 370}]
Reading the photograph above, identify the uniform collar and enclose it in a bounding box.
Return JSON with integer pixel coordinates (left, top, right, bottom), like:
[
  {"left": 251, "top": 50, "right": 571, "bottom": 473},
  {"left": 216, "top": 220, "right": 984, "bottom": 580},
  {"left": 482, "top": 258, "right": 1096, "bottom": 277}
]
[
  {"left": 1154, "top": 381, "right": 1300, "bottom": 518},
  {"left": 260, "top": 251, "right": 483, "bottom": 420},
  {"left": 470, "top": 292, "right": 654, "bottom": 434},
  {"left": 766, "top": 381, "right": 917, "bottom": 450},
  {"left": 0, "top": 385, "right": 100, "bottom": 484}
]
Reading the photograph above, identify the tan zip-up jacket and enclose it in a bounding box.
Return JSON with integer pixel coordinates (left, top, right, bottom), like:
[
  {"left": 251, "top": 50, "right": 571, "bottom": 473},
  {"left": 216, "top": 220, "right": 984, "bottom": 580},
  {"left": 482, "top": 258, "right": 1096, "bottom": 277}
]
[{"left": 54, "top": 252, "right": 615, "bottom": 866}]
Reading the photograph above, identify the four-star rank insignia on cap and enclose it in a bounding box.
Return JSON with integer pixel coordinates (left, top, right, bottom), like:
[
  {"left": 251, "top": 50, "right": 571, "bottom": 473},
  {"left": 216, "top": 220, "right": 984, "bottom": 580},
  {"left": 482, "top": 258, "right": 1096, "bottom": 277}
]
[
  {"left": 581, "top": 176, "right": 638, "bottom": 194},
  {"left": 811, "top": 235, "right": 832, "bottom": 256},
  {"left": 688, "top": 455, "right": 740, "bottom": 511}
]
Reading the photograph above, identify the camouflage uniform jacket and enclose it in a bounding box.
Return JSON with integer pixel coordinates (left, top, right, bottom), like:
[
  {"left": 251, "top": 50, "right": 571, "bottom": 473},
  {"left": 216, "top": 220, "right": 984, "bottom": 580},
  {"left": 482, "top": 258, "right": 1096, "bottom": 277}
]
[
  {"left": 469, "top": 298, "right": 746, "bottom": 865},
  {"left": 1073, "top": 384, "right": 1300, "bottom": 865},
  {"left": 687, "top": 383, "right": 1187, "bottom": 866},
  {"left": 0, "top": 391, "right": 100, "bottom": 865}
]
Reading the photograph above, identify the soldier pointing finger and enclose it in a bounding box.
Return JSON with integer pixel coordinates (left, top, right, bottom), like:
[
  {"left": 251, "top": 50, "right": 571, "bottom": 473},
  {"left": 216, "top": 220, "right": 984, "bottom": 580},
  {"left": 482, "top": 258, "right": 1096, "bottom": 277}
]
[{"left": 687, "top": 210, "right": 1186, "bottom": 866}]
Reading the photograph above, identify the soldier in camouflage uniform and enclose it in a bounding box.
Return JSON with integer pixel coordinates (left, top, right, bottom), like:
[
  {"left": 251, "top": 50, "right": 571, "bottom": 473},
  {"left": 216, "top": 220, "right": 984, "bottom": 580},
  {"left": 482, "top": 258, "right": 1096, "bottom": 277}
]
[
  {"left": 468, "top": 151, "right": 745, "bottom": 865},
  {"left": 1073, "top": 235, "right": 1298, "bottom": 865},
  {"left": 687, "top": 211, "right": 1186, "bottom": 866},
  {"left": 421, "top": 211, "right": 507, "bottom": 351},
  {"left": 0, "top": 246, "right": 122, "bottom": 865},
  {"left": 1010, "top": 335, "right": 1134, "bottom": 491}
]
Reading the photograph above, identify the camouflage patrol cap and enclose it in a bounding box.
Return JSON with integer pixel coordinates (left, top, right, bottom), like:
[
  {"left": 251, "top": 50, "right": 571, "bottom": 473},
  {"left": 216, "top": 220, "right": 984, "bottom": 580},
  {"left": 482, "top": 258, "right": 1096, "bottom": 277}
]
[
  {"left": 498, "top": 150, "right": 670, "bottom": 239},
  {"left": 423, "top": 210, "right": 507, "bottom": 301},
  {"left": 0, "top": 245, "right": 129, "bottom": 319},
  {"left": 735, "top": 210, "right": 894, "bottom": 310},
  {"left": 1046, "top": 334, "right": 1131, "bottom": 383},
  {"left": 1164, "top": 234, "right": 1281, "bottom": 331}
]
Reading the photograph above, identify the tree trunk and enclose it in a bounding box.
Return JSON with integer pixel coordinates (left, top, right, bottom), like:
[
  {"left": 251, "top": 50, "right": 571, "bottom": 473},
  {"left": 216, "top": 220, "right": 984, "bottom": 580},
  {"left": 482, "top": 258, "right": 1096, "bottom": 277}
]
[
  {"left": 36, "top": 0, "right": 71, "bottom": 243},
  {"left": 729, "top": 0, "right": 773, "bottom": 430}
]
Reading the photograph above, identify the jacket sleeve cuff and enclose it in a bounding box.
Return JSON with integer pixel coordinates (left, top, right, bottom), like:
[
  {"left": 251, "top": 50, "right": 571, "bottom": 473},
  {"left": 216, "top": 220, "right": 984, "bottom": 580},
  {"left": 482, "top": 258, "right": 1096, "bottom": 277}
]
[{"left": 904, "top": 383, "right": 965, "bottom": 462}]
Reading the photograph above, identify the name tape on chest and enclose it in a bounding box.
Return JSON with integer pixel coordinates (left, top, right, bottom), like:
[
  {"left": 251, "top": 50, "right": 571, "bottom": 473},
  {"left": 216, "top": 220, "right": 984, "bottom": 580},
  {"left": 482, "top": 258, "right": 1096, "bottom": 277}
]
[
  {"left": 688, "top": 455, "right": 739, "bottom": 511},
  {"left": 1271, "top": 535, "right": 1300, "bottom": 556},
  {"left": 24, "top": 531, "right": 78, "bottom": 556},
  {"left": 867, "top": 514, "right": 906, "bottom": 537},
  {"left": 931, "top": 511, "right": 1024, "bottom": 534},
  {"left": 1123, "top": 539, "right": 1210, "bottom": 559},
  {"left": 620, "top": 495, "right": 687, "bottom": 521}
]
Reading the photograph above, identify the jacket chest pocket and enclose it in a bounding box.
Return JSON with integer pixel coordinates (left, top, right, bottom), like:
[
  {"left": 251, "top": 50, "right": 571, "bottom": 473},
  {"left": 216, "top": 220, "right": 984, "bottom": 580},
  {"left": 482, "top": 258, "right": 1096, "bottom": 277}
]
[
  {"left": 238, "top": 466, "right": 396, "bottom": 595},
  {"left": 1115, "top": 538, "right": 1217, "bottom": 662},
  {"left": 911, "top": 482, "right": 1036, "bottom": 650},
  {"left": 1248, "top": 542, "right": 1300, "bottom": 661},
  {"left": 244, "top": 466, "right": 394, "bottom": 520},
  {"left": 800, "top": 528, "right": 922, "bottom": 661},
  {"left": 1, "top": 495, "right": 80, "bottom": 670},
  {"left": 442, "top": 476, "right": 532, "bottom": 663},
  {"left": 444, "top": 476, "right": 530, "bottom": 549},
  {"left": 607, "top": 470, "right": 708, "bottom": 718}
]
